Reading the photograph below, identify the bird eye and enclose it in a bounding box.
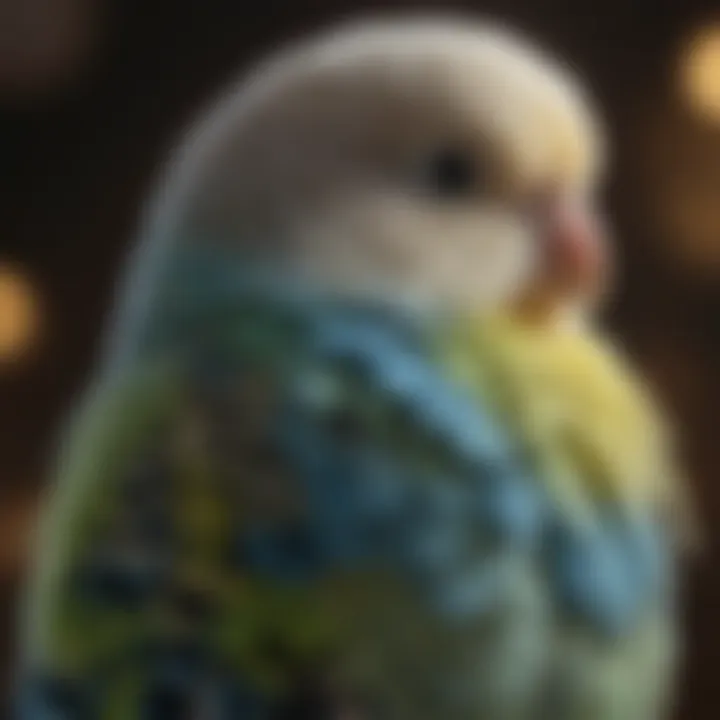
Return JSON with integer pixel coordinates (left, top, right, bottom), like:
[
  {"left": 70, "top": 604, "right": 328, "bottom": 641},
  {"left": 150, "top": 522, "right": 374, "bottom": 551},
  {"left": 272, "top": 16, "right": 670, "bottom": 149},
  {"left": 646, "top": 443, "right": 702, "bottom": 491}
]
[{"left": 421, "top": 147, "right": 478, "bottom": 198}]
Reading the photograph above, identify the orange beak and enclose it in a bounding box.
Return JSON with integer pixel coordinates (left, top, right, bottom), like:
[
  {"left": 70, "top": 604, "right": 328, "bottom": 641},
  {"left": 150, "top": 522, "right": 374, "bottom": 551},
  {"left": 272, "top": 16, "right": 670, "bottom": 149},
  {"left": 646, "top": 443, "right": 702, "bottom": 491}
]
[
  {"left": 541, "top": 195, "right": 608, "bottom": 296},
  {"left": 517, "top": 193, "right": 609, "bottom": 320}
]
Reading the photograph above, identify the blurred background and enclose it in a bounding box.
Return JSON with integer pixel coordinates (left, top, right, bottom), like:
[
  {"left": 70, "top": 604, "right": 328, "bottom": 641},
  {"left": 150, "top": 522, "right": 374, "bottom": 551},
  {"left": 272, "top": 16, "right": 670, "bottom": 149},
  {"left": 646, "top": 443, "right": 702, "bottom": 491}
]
[{"left": 1, "top": 0, "right": 719, "bottom": 717}]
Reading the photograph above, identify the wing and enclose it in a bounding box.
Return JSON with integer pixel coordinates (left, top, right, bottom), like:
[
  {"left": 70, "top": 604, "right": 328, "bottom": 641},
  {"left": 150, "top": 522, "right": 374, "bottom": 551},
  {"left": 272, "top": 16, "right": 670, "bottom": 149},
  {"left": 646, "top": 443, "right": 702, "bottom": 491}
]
[
  {"left": 17, "top": 296, "right": 677, "bottom": 720},
  {"left": 18, "top": 295, "right": 553, "bottom": 720}
]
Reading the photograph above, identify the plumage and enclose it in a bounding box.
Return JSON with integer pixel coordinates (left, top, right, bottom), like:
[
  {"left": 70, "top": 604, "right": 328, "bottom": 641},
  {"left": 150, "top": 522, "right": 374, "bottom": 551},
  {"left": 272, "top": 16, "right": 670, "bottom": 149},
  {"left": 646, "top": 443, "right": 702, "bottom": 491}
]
[{"left": 18, "top": 15, "right": 686, "bottom": 720}]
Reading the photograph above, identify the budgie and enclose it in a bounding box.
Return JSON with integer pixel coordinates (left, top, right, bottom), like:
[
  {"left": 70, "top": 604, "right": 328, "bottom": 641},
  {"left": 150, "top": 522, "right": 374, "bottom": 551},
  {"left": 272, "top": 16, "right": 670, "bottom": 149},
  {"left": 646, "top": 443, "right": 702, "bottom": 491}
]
[{"left": 17, "top": 17, "right": 691, "bottom": 720}]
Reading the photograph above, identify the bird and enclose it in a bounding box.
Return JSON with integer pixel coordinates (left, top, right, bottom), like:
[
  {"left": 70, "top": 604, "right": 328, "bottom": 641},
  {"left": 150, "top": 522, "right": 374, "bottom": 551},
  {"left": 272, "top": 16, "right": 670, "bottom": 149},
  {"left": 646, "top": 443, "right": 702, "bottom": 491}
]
[{"left": 17, "top": 15, "right": 691, "bottom": 720}]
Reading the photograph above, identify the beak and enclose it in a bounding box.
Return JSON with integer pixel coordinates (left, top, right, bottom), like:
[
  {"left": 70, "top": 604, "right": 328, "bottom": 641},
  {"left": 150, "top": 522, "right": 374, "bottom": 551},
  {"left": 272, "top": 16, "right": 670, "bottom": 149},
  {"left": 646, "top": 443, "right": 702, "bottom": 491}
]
[
  {"left": 516, "top": 191, "right": 610, "bottom": 322},
  {"left": 540, "top": 194, "right": 608, "bottom": 295}
]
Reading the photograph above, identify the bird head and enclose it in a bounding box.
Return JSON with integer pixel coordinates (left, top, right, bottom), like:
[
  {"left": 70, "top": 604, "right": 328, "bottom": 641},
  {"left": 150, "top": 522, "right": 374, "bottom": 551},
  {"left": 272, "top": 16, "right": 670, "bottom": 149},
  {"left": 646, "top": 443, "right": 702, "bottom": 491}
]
[{"left": 128, "top": 16, "right": 609, "bottom": 337}]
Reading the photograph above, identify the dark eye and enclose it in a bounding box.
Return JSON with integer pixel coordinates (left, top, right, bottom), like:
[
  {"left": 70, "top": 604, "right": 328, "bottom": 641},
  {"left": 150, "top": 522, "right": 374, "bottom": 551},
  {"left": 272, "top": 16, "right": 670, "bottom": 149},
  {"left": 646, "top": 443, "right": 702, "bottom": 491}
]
[{"left": 422, "top": 147, "right": 477, "bottom": 197}]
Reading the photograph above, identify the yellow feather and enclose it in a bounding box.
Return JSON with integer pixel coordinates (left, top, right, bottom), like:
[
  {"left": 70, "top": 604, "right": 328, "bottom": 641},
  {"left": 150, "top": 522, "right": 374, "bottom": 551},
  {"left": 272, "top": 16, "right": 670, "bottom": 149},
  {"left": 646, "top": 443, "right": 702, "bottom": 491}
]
[{"left": 441, "top": 315, "right": 680, "bottom": 519}]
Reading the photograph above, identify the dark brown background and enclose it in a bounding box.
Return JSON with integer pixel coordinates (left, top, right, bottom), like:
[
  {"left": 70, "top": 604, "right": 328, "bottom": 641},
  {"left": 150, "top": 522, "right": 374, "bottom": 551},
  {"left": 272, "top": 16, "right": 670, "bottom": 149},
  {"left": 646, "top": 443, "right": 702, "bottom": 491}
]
[{"left": 1, "top": 1, "right": 719, "bottom": 717}]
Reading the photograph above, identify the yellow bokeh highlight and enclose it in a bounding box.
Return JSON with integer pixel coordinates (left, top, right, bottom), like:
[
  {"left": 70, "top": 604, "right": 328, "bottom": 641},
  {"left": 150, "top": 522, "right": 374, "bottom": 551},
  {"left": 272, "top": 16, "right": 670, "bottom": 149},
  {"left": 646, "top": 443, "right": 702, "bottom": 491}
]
[
  {"left": 0, "top": 264, "right": 41, "bottom": 364},
  {"left": 680, "top": 24, "right": 720, "bottom": 122}
]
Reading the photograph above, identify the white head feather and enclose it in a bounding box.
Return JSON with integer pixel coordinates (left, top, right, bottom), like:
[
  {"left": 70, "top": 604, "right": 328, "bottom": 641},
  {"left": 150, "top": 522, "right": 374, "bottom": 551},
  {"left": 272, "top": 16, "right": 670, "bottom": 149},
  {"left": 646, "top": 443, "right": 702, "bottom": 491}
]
[{"left": 107, "top": 16, "right": 604, "bottom": 365}]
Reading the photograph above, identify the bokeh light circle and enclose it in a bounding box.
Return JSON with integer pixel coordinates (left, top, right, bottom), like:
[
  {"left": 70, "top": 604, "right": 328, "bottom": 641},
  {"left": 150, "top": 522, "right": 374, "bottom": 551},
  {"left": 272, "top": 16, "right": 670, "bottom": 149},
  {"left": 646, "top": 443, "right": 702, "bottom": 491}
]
[
  {"left": 680, "top": 24, "right": 720, "bottom": 122},
  {"left": 0, "top": 265, "right": 41, "bottom": 365}
]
